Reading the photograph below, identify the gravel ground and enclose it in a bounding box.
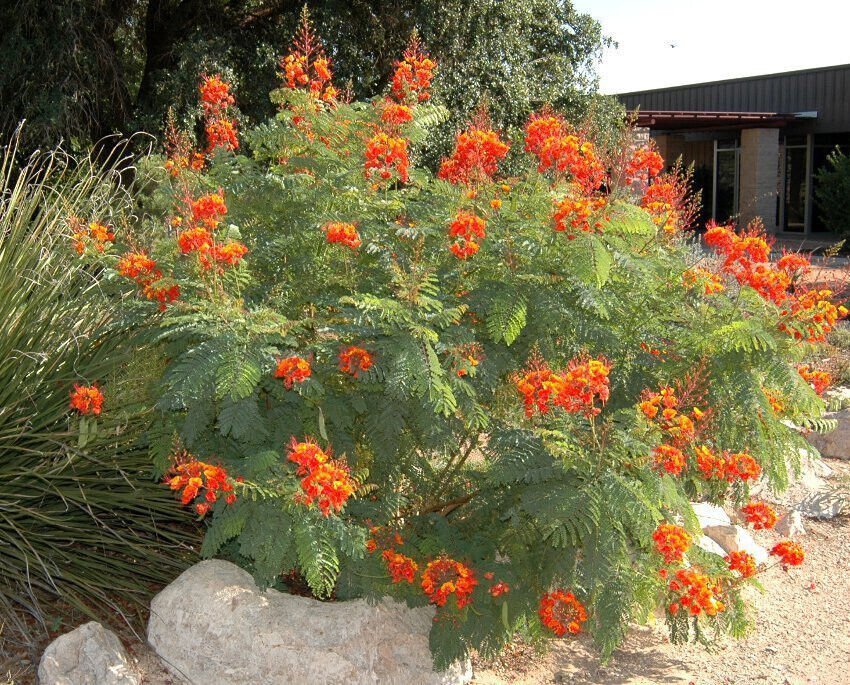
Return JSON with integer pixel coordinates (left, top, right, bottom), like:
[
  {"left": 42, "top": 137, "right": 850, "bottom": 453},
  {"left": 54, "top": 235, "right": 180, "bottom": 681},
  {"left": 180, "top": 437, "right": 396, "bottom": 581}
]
[{"left": 473, "top": 459, "right": 850, "bottom": 685}]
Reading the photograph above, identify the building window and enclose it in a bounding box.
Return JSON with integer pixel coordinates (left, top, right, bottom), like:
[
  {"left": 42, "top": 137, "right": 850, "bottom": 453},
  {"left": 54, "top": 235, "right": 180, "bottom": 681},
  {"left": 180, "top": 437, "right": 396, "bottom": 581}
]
[
  {"left": 782, "top": 135, "right": 810, "bottom": 233},
  {"left": 713, "top": 140, "right": 739, "bottom": 223}
]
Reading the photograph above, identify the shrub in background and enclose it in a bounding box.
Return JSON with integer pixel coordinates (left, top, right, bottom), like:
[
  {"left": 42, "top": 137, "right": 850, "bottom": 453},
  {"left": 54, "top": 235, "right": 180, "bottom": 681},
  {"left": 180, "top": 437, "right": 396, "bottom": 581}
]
[
  {"left": 815, "top": 146, "right": 850, "bottom": 237},
  {"left": 91, "top": 20, "right": 843, "bottom": 669},
  {"left": 0, "top": 135, "right": 199, "bottom": 670}
]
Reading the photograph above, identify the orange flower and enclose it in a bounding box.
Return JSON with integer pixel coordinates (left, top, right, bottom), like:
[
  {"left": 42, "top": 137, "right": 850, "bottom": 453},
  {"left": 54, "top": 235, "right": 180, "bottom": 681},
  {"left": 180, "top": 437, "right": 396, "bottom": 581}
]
[
  {"left": 324, "top": 222, "right": 361, "bottom": 249},
  {"left": 191, "top": 192, "right": 228, "bottom": 229},
  {"left": 69, "top": 384, "right": 104, "bottom": 416},
  {"left": 725, "top": 550, "right": 757, "bottom": 578},
  {"left": 166, "top": 456, "right": 236, "bottom": 515},
  {"left": 380, "top": 101, "right": 414, "bottom": 127},
  {"left": 489, "top": 581, "right": 510, "bottom": 598},
  {"left": 780, "top": 288, "right": 848, "bottom": 343},
  {"left": 652, "top": 523, "right": 691, "bottom": 565},
  {"left": 364, "top": 132, "right": 410, "bottom": 184},
  {"left": 797, "top": 365, "right": 832, "bottom": 396},
  {"left": 740, "top": 501, "right": 777, "bottom": 530},
  {"left": 437, "top": 126, "right": 509, "bottom": 186},
  {"left": 142, "top": 280, "right": 181, "bottom": 310},
  {"left": 212, "top": 241, "right": 248, "bottom": 267},
  {"left": 448, "top": 211, "right": 486, "bottom": 260},
  {"left": 178, "top": 227, "right": 214, "bottom": 255},
  {"left": 390, "top": 36, "right": 436, "bottom": 104},
  {"left": 550, "top": 356, "right": 611, "bottom": 418},
  {"left": 383, "top": 550, "right": 419, "bottom": 583},
  {"left": 299, "top": 459, "right": 356, "bottom": 516},
  {"left": 199, "top": 75, "right": 235, "bottom": 114},
  {"left": 524, "top": 112, "right": 605, "bottom": 192},
  {"left": 287, "top": 437, "right": 330, "bottom": 476},
  {"left": 653, "top": 444, "right": 687, "bottom": 476},
  {"left": 338, "top": 346, "right": 374, "bottom": 377},
  {"left": 723, "top": 451, "right": 762, "bottom": 482},
  {"left": 625, "top": 144, "right": 664, "bottom": 185},
  {"left": 515, "top": 367, "right": 559, "bottom": 417},
  {"left": 366, "top": 526, "right": 404, "bottom": 554},
  {"left": 205, "top": 118, "right": 239, "bottom": 153},
  {"left": 275, "top": 356, "right": 312, "bottom": 389},
  {"left": 199, "top": 75, "right": 239, "bottom": 153},
  {"left": 553, "top": 195, "right": 606, "bottom": 235},
  {"left": 538, "top": 590, "right": 588, "bottom": 636},
  {"left": 421, "top": 556, "right": 477, "bottom": 608},
  {"left": 667, "top": 568, "right": 725, "bottom": 616},
  {"left": 682, "top": 267, "right": 725, "bottom": 295},
  {"left": 279, "top": 14, "right": 337, "bottom": 103},
  {"left": 71, "top": 219, "right": 115, "bottom": 256},
  {"left": 770, "top": 540, "right": 804, "bottom": 567},
  {"left": 117, "top": 252, "right": 158, "bottom": 283}
]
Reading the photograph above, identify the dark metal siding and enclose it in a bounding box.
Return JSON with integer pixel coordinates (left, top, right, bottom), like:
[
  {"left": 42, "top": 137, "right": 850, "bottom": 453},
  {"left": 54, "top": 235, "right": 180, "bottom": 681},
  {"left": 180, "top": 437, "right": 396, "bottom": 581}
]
[{"left": 618, "top": 65, "right": 850, "bottom": 133}]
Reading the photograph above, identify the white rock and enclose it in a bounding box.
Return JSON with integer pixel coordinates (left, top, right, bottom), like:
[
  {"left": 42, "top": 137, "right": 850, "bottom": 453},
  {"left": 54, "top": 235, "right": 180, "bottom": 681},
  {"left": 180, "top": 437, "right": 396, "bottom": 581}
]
[
  {"left": 703, "top": 525, "right": 769, "bottom": 565},
  {"left": 690, "top": 502, "right": 731, "bottom": 529},
  {"left": 805, "top": 408, "right": 850, "bottom": 460},
  {"left": 38, "top": 621, "right": 139, "bottom": 685},
  {"left": 775, "top": 510, "right": 807, "bottom": 537},
  {"left": 148, "top": 560, "right": 472, "bottom": 685},
  {"left": 695, "top": 535, "right": 727, "bottom": 557},
  {"left": 795, "top": 492, "right": 846, "bottom": 520}
]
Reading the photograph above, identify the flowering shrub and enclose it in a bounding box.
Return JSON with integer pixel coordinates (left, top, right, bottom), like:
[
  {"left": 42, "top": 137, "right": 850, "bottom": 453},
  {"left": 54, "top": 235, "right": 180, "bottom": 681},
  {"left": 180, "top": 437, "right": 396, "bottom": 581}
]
[{"left": 82, "top": 18, "right": 844, "bottom": 668}]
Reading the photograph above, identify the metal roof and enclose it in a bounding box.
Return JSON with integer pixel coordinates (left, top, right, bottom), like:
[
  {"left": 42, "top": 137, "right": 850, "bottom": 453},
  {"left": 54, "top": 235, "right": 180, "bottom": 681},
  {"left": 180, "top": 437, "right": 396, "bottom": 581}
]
[{"left": 634, "top": 110, "right": 800, "bottom": 131}]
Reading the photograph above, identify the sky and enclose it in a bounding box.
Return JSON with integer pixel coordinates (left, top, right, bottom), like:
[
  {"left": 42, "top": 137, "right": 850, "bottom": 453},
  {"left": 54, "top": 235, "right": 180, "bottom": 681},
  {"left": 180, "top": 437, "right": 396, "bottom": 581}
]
[{"left": 571, "top": 0, "right": 850, "bottom": 94}]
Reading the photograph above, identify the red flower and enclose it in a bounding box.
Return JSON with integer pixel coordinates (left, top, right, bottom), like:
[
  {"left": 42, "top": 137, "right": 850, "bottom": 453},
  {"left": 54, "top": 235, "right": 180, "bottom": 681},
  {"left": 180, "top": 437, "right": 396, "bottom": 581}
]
[
  {"left": 420, "top": 557, "right": 477, "bottom": 608},
  {"left": 299, "top": 460, "right": 356, "bottom": 516},
  {"left": 205, "top": 118, "right": 239, "bottom": 153},
  {"left": 514, "top": 367, "right": 559, "bottom": 418},
  {"left": 740, "top": 501, "right": 777, "bottom": 530},
  {"left": 338, "top": 346, "right": 374, "bottom": 377},
  {"left": 549, "top": 356, "right": 611, "bottom": 418},
  {"left": 489, "top": 581, "right": 510, "bottom": 598},
  {"left": 538, "top": 590, "right": 588, "bottom": 636},
  {"left": 166, "top": 456, "right": 236, "bottom": 516},
  {"left": 212, "top": 241, "right": 248, "bottom": 267},
  {"left": 390, "top": 36, "right": 436, "bottom": 104},
  {"left": 199, "top": 75, "right": 235, "bottom": 114},
  {"left": 667, "top": 568, "right": 725, "bottom": 616},
  {"left": 653, "top": 444, "right": 687, "bottom": 476},
  {"left": 553, "top": 195, "right": 606, "bottom": 235},
  {"left": 383, "top": 550, "right": 419, "bottom": 583},
  {"left": 178, "top": 227, "right": 214, "bottom": 255},
  {"left": 723, "top": 451, "right": 762, "bottom": 483},
  {"left": 797, "top": 365, "right": 832, "bottom": 396},
  {"left": 625, "top": 144, "right": 664, "bottom": 185},
  {"left": 770, "top": 540, "right": 804, "bottom": 567},
  {"left": 364, "top": 133, "right": 410, "bottom": 184},
  {"left": 287, "top": 437, "right": 330, "bottom": 476},
  {"left": 725, "top": 550, "right": 758, "bottom": 578},
  {"left": 524, "top": 112, "right": 606, "bottom": 192},
  {"left": 652, "top": 523, "right": 691, "bottom": 565},
  {"left": 279, "top": 13, "right": 337, "bottom": 103},
  {"left": 275, "top": 356, "right": 312, "bottom": 389},
  {"left": 324, "top": 222, "right": 361, "bottom": 249},
  {"left": 117, "top": 252, "right": 158, "bottom": 283},
  {"left": 199, "top": 75, "right": 239, "bottom": 153},
  {"left": 71, "top": 219, "right": 115, "bottom": 256},
  {"left": 448, "top": 211, "right": 486, "bottom": 260},
  {"left": 366, "top": 526, "right": 404, "bottom": 554},
  {"left": 191, "top": 193, "right": 228, "bottom": 229},
  {"left": 380, "top": 101, "right": 414, "bottom": 127},
  {"left": 437, "top": 126, "right": 509, "bottom": 186},
  {"left": 69, "top": 384, "right": 104, "bottom": 416}
]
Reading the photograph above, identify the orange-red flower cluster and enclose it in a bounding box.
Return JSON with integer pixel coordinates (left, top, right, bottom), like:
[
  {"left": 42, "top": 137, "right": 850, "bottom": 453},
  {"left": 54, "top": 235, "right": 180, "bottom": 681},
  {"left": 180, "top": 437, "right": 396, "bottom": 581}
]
[
  {"left": 694, "top": 446, "right": 762, "bottom": 483},
  {"left": 515, "top": 357, "right": 610, "bottom": 418},
  {"left": 324, "top": 221, "right": 361, "bottom": 249},
  {"left": 275, "top": 356, "right": 312, "bottom": 389},
  {"left": 682, "top": 266, "right": 725, "bottom": 295},
  {"left": 364, "top": 132, "right": 410, "bottom": 184},
  {"left": 279, "top": 14, "right": 338, "bottom": 103},
  {"left": 641, "top": 177, "right": 686, "bottom": 234},
  {"left": 287, "top": 438, "right": 355, "bottom": 516},
  {"left": 652, "top": 523, "right": 691, "bottom": 565},
  {"left": 653, "top": 444, "right": 687, "bottom": 476},
  {"left": 383, "top": 550, "right": 419, "bottom": 584},
  {"left": 740, "top": 501, "right": 777, "bottom": 530},
  {"left": 380, "top": 101, "right": 414, "bottom": 127},
  {"left": 538, "top": 590, "right": 588, "bottom": 636},
  {"left": 199, "top": 75, "right": 239, "bottom": 153},
  {"left": 763, "top": 387, "right": 785, "bottom": 415},
  {"left": 71, "top": 219, "right": 115, "bottom": 256},
  {"left": 69, "top": 384, "right": 104, "bottom": 416},
  {"left": 488, "top": 581, "right": 510, "bottom": 598},
  {"left": 780, "top": 288, "right": 848, "bottom": 342},
  {"left": 191, "top": 192, "right": 228, "bottom": 228},
  {"left": 338, "top": 345, "right": 374, "bottom": 378},
  {"left": 165, "top": 152, "right": 205, "bottom": 176},
  {"left": 770, "top": 540, "right": 804, "bottom": 567},
  {"left": 524, "top": 113, "right": 605, "bottom": 192},
  {"left": 117, "top": 252, "right": 180, "bottom": 309},
  {"left": 625, "top": 144, "right": 664, "bottom": 185},
  {"left": 725, "top": 550, "right": 758, "bottom": 579},
  {"left": 667, "top": 568, "right": 725, "bottom": 616},
  {"left": 390, "top": 37, "right": 436, "bottom": 104},
  {"left": 421, "top": 557, "right": 477, "bottom": 608},
  {"left": 167, "top": 458, "right": 236, "bottom": 516},
  {"left": 553, "top": 195, "right": 606, "bottom": 236},
  {"left": 448, "top": 211, "right": 486, "bottom": 259},
  {"left": 454, "top": 342, "right": 483, "bottom": 378},
  {"left": 366, "top": 525, "right": 404, "bottom": 554},
  {"left": 797, "top": 365, "right": 832, "bottom": 396},
  {"left": 639, "top": 386, "right": 704, "bottom": 446},
  {"left": 437, "top": 126, "right": 510, "bottom": 186}
]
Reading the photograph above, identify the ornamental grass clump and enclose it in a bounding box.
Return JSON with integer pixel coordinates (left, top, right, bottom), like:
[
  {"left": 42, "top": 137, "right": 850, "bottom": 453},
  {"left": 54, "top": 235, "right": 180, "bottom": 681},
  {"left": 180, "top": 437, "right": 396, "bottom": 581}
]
[{"left": 81, "top": 12, "right": 843, "bottom": 668}]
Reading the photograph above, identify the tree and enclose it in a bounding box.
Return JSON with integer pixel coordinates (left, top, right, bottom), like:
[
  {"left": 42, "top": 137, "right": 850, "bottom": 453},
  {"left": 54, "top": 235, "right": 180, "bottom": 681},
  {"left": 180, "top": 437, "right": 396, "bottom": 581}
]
[{"left": 0, "top": 0, "right": 612, "bottom": 151}]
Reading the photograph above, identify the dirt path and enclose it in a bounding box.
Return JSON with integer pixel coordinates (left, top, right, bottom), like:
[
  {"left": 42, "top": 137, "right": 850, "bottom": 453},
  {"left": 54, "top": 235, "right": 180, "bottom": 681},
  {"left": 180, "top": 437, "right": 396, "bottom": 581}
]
[{"left": 474, "top": 468, "right": 850, "bottom": 685}]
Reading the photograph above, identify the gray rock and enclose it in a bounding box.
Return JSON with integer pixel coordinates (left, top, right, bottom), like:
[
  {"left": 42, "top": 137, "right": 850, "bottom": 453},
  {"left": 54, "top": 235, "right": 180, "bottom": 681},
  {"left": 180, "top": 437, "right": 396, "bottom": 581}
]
[
  {"left": 695, "top": 535, "right": 727, "bottom": 558},
  {"left": 690, "top": 502, "right": 731, "bottom": 529},
  {"left": 795, "top": 491, "right": 846, "bottom": 520},
  {"left": 805, "top": 408, "right": 850, "bottom": 460},
  {"left": 148, "top": 560, "right": 473, "bottom": 685},
  {"left": 38, "top": 621, "right": 139, "bottom": 685},
  {"left": 703, "top": 524, "right": 769, "bottom": 565},
  {"left": 775, "top": 510, "right": 807, "bottom": 537}
]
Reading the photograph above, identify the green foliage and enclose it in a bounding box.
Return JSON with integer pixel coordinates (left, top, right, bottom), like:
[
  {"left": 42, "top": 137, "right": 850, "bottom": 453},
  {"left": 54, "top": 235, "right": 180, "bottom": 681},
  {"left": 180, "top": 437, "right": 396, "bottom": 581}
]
[
  {"left": 95, "top": 63, "right": 835, "bottom": 670},
  {"left": 0, "top": 134, "right": 200, "bottom": 666},
  {"left": 815, "top": 147, "right": 850, "bottom": 236}
]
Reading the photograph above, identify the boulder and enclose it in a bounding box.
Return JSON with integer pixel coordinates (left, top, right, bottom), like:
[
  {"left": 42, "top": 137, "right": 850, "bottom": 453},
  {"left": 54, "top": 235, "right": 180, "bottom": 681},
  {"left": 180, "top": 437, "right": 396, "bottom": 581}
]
[
  {"left": 695, "top": 535, "right": 727, "bottom": 558},
  {"left": 702, "top": 524, "right": 769, "bottom": 565},
  {"left": 795, "top": 491, "right": 846, "bottom": 520},
  {"left": 690, "top": 502, "right": 731, "bottom": 529},
  {"left": 148, "top": 560, "right": 472, "bottom": 685},
  {"left": 38, "top": 621, "right": 139, "bottom": 685},
  {"left": 775, "top": 510, "right": 807, "bottom": 537},
  {"left": 805, "top": 408, "right": 850, "bottom": 460}
]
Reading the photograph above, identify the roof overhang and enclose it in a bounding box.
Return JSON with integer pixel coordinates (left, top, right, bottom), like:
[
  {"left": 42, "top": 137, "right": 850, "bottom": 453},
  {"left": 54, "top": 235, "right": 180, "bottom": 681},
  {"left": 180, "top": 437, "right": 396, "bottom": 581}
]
[{"left": 632, "top": 110, "right": 803, "bottom": 131}]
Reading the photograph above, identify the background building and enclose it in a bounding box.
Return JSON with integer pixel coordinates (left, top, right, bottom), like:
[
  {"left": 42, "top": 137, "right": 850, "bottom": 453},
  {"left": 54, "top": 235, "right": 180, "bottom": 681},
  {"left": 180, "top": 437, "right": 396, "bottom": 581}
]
[{"left": 618, "top": 64, "right": 850, "bottom": 237}]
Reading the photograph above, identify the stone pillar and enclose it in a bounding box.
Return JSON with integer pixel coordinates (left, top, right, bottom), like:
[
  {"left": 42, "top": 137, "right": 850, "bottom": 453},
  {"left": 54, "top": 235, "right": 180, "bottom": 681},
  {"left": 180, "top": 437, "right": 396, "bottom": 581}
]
[{"left": 739, "top": 128, "right": 780, "bottom": 232}]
